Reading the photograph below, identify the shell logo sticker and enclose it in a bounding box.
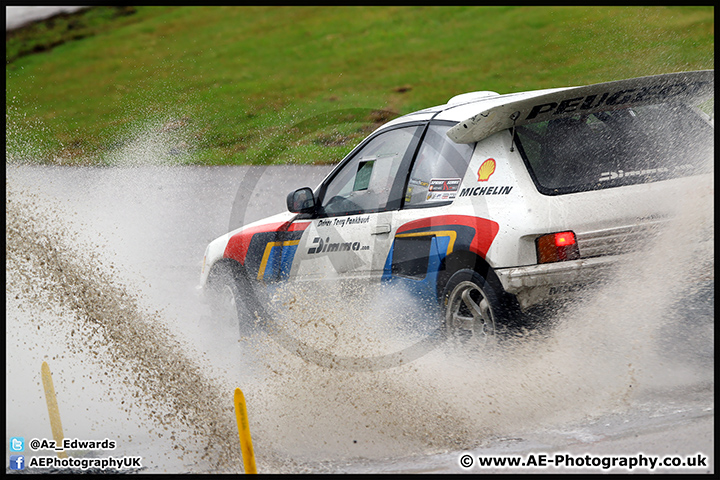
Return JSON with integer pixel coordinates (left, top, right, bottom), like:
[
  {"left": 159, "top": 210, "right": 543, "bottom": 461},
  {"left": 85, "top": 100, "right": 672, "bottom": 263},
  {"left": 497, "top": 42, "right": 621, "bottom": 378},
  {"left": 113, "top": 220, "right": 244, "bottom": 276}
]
[{"left": 477, "top": 158, "right": 496, "bottom": 182}]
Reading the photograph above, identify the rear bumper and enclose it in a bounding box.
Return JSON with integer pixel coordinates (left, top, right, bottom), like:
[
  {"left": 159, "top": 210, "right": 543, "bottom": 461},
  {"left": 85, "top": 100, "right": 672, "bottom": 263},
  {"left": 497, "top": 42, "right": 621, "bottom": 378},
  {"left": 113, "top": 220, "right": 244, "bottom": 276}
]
[{"left": 495, "top": 256, "right": 620, "bottom": 310}]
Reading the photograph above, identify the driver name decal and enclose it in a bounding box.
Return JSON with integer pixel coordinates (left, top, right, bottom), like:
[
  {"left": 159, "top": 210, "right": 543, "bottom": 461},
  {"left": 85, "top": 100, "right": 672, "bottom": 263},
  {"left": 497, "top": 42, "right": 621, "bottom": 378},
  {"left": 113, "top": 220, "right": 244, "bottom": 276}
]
[{"left": 317, "top": 215, "right": 370, "bottom": 228}]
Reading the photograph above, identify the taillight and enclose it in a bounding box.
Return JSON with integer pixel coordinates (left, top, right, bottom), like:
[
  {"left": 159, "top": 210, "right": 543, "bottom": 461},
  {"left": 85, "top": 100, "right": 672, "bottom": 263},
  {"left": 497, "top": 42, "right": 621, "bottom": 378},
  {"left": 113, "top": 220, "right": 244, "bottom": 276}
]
[{"left": 536, "top": 231, "right": 580, "bottom": 264}]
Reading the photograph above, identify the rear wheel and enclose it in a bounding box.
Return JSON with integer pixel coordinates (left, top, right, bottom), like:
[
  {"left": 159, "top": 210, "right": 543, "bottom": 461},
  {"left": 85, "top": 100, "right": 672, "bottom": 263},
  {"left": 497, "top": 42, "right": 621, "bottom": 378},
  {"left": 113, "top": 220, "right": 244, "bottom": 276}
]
[{"left": 441, "top": 268, "right": 524, "bottom": 346}]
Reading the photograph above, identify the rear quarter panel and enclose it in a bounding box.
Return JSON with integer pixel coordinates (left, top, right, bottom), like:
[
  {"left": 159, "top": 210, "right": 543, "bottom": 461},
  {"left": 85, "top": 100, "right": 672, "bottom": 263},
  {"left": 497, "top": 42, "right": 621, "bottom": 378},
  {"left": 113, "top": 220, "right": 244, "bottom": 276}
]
[{"left": 455, "top": 130, "right": 713, "bottom": 269}]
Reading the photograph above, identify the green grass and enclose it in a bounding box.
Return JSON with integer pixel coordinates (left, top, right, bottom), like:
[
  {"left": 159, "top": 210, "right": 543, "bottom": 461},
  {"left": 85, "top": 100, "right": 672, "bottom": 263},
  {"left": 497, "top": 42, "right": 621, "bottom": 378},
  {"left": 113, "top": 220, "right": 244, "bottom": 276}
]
[
  {"left": 5, "top": 6, "right": 714, "bottom": 166},
  {"left": 5, "top": 6, "right": 138, "bottom": 64}
]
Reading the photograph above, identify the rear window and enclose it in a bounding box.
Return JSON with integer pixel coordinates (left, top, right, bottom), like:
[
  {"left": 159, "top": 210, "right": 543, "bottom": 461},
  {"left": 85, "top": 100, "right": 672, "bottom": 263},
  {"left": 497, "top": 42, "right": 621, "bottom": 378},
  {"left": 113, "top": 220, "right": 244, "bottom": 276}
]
[{"left": 514, "top": 103, "right": 713, "bottom": 195}]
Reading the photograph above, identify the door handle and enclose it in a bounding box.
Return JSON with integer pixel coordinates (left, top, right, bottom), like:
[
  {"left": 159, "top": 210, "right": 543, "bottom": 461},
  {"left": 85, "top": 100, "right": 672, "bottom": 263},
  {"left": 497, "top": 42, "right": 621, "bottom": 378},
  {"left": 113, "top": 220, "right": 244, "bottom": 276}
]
[{"left": 371, "top": 224, "right": 391, "bottom": 235}]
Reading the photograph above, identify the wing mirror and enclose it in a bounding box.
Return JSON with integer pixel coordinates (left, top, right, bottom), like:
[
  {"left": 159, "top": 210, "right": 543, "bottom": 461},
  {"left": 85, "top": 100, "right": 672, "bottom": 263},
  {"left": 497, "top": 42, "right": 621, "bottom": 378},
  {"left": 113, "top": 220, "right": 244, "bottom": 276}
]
[{"left": 287, "top": 187, "right": 316, "bottom": 214}]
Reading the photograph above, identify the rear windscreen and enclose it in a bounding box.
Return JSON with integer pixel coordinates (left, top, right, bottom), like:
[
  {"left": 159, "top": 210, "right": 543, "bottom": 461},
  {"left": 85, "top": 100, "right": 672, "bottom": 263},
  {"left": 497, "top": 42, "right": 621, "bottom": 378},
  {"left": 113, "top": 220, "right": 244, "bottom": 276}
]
[{"left": 514, "top": 103, "right": 713, "bottom": 195}]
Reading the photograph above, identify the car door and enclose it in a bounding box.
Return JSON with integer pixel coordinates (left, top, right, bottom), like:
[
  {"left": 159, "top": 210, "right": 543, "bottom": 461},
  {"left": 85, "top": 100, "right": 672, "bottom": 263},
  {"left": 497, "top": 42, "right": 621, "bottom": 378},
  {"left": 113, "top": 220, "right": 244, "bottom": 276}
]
[
  {"left": 287, "top": 123, "right": 424, "bottom": 283},
  {"left": 382, "top": 122, "right": 476, "bottom": 299}
]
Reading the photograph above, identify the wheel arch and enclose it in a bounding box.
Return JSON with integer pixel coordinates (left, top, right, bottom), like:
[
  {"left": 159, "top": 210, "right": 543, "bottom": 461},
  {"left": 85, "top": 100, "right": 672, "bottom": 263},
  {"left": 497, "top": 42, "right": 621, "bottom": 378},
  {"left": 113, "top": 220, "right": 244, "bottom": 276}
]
[
  {"left": 205, "top": 257, "right": 249, "bottom": 290},
  {"left": 437, "top": 249, "right": 507, "bottom": 303}
]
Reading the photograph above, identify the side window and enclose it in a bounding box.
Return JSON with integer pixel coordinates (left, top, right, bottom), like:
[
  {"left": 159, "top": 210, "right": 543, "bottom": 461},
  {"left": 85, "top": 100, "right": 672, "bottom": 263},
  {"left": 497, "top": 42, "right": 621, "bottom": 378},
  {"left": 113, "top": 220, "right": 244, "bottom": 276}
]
[
  {"left": 320, "top": 125, "right": 421, "bottom": 216},
  {"left": 404, "top": 124, "right": 474, "bottom": 207}
]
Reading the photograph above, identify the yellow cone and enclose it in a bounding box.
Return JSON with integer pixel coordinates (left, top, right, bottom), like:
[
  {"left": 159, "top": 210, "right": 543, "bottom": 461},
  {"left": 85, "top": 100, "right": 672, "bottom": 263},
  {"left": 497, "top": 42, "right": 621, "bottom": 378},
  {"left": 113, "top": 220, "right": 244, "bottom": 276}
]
[
  {"left": 41, "top": 361, "right": 68, "bottom": 459},
  {"left": 234, "top": 387, "right": 257, "bottom": 474}
]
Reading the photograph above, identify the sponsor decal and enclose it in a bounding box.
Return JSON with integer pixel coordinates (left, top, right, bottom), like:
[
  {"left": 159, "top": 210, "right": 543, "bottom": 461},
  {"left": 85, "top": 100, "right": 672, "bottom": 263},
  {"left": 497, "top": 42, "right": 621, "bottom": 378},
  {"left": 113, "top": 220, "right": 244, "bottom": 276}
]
[
  {"left": 408, "top": 178, "right": 429, "bottom": 187},
  {"left": 426, "top": 192, "right": 455, "bottom": 202},
  {"left": 426, "top": 178, "right": 461, "bottom": 202},
  {"left": 404, "top": 186, "right": 414, "bottom": 203},
  {"left": 477, "top": 158, "right": 496, "bottom": 182},
  {"left": 599, "top": 167, "right": 670, "bottom": 182},
  {"left": 307, "top": 237, "right": 369, "bottom": 254},
  {"left": 524, "top": 80, "right": 711, "bottom": 121},
  {"left": 428, "top": 178, "right": 461, "bottom": 192},
  {"left": 459, "top": 185, "right": 513, "bottom": 197}
]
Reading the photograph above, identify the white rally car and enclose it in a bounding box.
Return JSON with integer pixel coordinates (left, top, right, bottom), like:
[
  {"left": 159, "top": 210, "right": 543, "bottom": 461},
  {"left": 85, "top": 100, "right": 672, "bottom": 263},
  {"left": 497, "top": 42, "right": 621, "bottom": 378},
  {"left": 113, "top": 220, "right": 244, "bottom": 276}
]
[{"left": 200, "top": 70, "right": 714, "bottom": 341}]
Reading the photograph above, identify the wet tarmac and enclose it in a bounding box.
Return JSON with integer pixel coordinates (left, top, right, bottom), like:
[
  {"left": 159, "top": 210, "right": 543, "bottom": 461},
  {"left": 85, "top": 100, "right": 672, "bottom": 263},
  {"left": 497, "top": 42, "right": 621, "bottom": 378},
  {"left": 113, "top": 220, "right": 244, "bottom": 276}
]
[{"left": 6, "top": 164, "right": 713, "bottom": 473}]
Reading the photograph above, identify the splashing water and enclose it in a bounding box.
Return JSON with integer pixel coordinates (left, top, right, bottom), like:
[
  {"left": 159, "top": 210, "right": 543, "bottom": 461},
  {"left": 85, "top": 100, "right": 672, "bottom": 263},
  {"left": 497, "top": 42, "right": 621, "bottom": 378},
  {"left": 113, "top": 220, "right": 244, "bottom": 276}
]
[
  {"left": 5, "top": 122, "right": 713, "bottom": 472},
  {"left": 6, "top": 181, "right": 246, "bottom": 472}
]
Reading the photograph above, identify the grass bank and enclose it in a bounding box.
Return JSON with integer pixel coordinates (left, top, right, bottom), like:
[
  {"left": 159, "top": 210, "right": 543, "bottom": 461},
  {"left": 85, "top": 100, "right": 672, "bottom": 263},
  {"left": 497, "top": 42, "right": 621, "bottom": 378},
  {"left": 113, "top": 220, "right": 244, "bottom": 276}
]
[{"left": 5, "top": 6, "right": 714, "bottom": 166}]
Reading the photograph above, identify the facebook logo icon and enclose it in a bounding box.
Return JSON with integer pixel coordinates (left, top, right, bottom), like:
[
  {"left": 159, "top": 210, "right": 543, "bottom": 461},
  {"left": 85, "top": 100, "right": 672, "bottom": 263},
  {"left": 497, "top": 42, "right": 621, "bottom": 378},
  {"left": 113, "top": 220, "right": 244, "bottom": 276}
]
[{"left": 10, "top": 455, "right": 25, "bottom": 470}]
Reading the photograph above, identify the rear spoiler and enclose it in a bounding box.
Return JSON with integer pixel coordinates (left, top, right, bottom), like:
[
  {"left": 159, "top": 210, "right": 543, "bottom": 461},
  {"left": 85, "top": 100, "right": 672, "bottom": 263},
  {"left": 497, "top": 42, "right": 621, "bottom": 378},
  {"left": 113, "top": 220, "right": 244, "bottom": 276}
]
[{"left": 447, "top": 70, "right": 714, "bottom": 144}]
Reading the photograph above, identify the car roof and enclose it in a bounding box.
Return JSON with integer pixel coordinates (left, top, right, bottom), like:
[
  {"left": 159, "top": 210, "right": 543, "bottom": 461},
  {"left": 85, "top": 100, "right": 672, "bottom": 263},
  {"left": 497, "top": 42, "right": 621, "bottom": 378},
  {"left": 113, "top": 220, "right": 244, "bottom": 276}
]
[{"left": 379, "top": 70, "right": 714, "bottom": 144}]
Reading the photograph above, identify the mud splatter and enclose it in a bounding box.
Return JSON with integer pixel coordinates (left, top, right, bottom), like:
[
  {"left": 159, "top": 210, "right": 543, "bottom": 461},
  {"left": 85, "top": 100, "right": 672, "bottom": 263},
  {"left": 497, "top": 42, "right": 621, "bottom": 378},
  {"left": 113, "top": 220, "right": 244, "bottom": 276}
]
[{"left": 6, "top": 181, "right": 243, "bottom": 472}]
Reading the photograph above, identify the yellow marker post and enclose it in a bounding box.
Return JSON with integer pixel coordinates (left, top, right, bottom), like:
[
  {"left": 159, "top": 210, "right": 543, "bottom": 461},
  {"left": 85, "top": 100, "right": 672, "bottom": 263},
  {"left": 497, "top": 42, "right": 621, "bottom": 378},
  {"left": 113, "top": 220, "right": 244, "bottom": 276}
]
[
  {"left": 41, "top": 361, "right": 68, "bottom": 458},
  {"left": 234, "top": 387, "right": 257, "bottom": 474}
]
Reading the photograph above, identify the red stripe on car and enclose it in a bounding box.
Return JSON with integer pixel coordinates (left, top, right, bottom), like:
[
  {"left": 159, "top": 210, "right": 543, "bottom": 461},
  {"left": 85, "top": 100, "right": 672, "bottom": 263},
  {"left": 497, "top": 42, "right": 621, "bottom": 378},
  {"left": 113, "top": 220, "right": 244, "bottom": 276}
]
[
  {"left": 396, "top": 215, "right": 500, "bottom": 259},
  {"left": 224, "top": 221, "right": 310, "bottom": 264}
]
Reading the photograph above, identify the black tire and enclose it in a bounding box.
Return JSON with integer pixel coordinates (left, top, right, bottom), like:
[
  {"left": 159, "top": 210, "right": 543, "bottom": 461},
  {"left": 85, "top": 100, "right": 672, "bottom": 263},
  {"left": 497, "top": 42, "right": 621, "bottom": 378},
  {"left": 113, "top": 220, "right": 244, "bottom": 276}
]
[
  {"left": 206, "top": 262, "right": 257, "bottom": 335},
  {"left": 441, "top": 268, "right": 520, "bottom": 345}
]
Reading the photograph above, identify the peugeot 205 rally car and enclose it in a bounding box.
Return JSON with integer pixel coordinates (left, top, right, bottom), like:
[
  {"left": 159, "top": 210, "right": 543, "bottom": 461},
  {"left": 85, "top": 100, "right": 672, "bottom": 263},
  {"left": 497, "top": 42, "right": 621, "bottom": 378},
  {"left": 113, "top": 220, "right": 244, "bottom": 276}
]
[{"left": 200, "top": 70, "right": 714, "bottom": 342}]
